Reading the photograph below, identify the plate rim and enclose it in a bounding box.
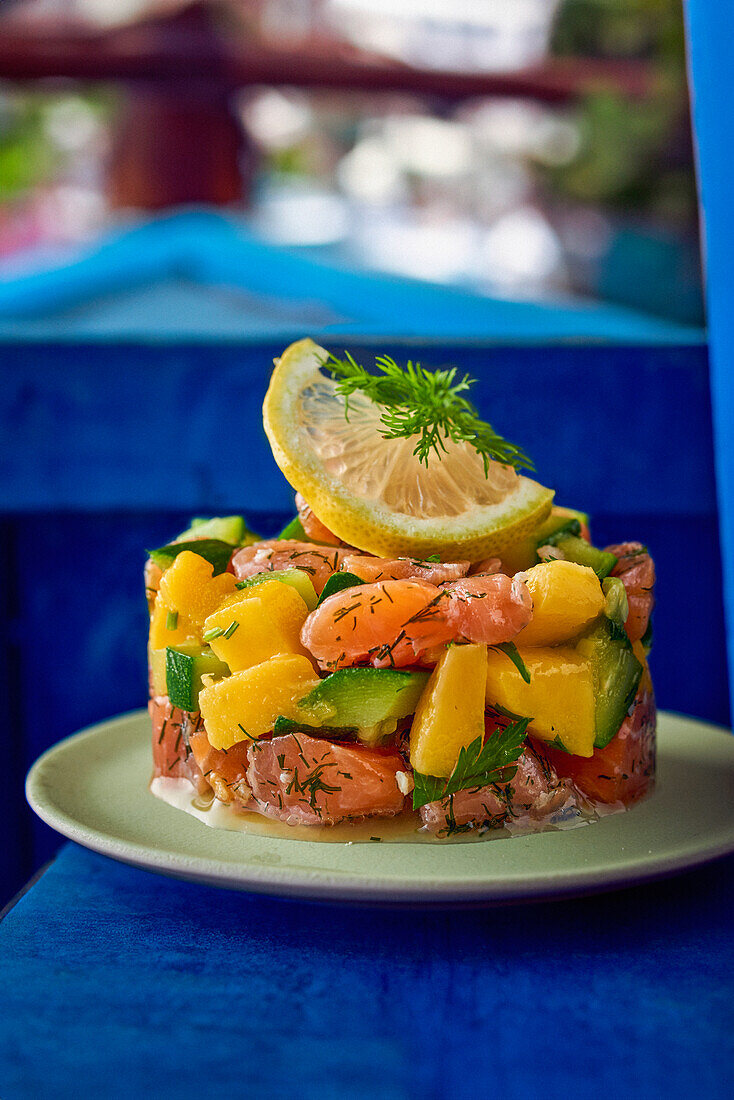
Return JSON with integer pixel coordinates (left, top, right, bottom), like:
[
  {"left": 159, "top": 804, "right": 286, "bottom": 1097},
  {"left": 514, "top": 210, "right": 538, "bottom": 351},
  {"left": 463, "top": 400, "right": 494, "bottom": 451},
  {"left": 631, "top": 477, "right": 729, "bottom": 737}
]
[{"left": 26, "top": 709, "right": 734, "bottom": 905}]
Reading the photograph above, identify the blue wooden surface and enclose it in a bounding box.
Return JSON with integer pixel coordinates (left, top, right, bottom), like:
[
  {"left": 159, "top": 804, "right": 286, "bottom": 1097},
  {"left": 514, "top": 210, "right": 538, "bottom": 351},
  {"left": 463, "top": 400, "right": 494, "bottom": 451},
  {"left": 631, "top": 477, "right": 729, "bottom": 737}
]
[
  {"left": 1, "top": 842, "right": 733, "bottom": 1100},
  {"left": 0, "top": 340, "right": 715, "bottom": 514},
  {"left": 686, "top": 1, "right": 734, "bottom": 719},
  {"left": 1, "top": 340, "right": 726, "bottom": 907},
  {"left": 0, "top": 211, "right": 704, "bottom": 343}
]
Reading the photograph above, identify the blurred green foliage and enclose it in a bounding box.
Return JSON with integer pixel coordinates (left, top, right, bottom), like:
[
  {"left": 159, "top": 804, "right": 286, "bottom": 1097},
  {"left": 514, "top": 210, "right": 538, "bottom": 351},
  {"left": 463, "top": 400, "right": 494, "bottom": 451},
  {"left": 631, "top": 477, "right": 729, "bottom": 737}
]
[
  {"left": 547, "top": 0, "right": 695, "bottom": 223},
  {"left": 0, "top": 96, "right": 55, "bottom": 202},
  {"left": 0, "top": 90, "right": 113, "bottom": 204},
  {"left": 552, "top": 0, "right": 685, "bottom": 62}
]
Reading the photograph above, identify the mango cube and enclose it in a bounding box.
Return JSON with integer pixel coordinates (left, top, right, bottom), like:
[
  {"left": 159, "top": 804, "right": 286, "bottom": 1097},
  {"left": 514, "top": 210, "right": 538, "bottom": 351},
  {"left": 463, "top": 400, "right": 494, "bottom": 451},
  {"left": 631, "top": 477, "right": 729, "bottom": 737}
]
[
  {"left": 157, "top": 551, "right": 238, "bottom": 635},
  {"left": 409, "top": 643, "right": 488, "bottom": 778},
  {"left": 632, "top": 639, "right": 653, "bottom": 694},
  {"left": 199, "top": 654, "right": 324, "bottom": 749},
  {"left": 148, "top": 592, "right": 199, "bottom": 650},
  {"left": 203, "top": 578, "right": 311, "bottom": 671},
  {"left": 148, "top": 644, "right": 168, "bottom": 697},
  {"left": 517, "top": 559, "right": 604, "bottom": 647},
  {"left": 486, "top": 646, "right": 595, "bottom": 757}
]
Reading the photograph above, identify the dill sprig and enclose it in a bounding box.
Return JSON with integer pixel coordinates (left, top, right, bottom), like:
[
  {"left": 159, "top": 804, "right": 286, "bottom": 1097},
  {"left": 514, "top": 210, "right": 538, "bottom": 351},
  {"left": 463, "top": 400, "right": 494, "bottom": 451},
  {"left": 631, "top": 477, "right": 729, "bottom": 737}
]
[{"left": 322, "top": 351, "right": 533, "bottom": 474}]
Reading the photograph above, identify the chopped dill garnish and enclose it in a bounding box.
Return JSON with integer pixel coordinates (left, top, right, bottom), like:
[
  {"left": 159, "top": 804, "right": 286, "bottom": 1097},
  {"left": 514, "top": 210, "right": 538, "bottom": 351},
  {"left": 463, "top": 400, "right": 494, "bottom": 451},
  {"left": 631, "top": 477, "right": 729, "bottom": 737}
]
[
  {"left": 322, "top": 350, "right": 533, "bottom": 475},
  {"left": 491, "top": 641, "right": 531, "bottom": 684}
]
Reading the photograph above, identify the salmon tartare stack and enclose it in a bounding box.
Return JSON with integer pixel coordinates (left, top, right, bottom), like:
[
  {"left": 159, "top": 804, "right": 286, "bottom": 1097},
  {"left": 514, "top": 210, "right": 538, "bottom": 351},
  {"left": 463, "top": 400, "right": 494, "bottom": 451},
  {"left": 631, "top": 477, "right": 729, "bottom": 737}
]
[{"left": 147, "top": 340, "right": 655, "bottom": 839}]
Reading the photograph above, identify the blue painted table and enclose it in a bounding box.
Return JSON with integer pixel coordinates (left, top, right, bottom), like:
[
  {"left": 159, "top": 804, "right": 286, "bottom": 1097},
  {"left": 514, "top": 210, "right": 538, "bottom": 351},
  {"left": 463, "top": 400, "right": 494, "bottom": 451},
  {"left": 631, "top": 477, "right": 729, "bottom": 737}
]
[{"left": 1, "top": 842, "right": 733, "bottom": 1099}]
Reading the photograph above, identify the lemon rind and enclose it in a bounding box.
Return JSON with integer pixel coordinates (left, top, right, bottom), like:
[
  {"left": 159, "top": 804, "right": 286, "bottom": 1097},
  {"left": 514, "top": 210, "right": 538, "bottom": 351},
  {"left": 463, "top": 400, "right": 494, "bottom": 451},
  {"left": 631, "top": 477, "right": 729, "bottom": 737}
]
[{"left": 264, "top": 338, "right": 554, "bottom": 561}]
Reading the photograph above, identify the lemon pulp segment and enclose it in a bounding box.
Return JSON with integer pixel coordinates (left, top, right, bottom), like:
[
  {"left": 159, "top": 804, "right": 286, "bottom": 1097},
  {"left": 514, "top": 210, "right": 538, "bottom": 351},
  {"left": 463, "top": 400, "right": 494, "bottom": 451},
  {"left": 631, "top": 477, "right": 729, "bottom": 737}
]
[{"left": 264, "top": 338, "right": 554, "bottom": 561}]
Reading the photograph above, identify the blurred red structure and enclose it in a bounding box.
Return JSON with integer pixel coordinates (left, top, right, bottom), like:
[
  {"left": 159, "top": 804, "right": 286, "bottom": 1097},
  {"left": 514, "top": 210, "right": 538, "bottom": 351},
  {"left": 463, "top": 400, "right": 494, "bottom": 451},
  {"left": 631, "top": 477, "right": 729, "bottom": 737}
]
[{"left": 0, "top": 0, "right": 655, "bottom": 210}]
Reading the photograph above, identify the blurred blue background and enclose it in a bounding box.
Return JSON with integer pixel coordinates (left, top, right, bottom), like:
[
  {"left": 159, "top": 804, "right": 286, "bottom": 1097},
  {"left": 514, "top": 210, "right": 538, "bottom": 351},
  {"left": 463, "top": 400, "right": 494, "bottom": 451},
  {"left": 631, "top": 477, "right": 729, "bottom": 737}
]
[{"left": 0, "top": 0, "right": 721, "bottom": 908}]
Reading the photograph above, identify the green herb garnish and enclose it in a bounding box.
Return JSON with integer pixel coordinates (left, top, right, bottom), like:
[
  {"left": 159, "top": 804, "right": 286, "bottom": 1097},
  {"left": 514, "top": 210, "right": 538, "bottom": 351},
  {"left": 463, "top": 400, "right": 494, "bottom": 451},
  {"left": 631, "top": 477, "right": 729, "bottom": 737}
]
[
  {"left": 322, "top": 351, "right": 533, "bottom": 475},
  {"left": 223, "top": 620, "right": 239, "bottom": 640},
  {"left": 489, "top": 702, "right": 527, "bottom": 722},
  {"left": 203, "top": 627, "right": 224, "bottom": 642},
  {"left": 490, "top": 641, "right": 531, "bottom": 684},
  {"left": 412, "top": 717, "right": 530, "bottom": 810},
  {"left": 317, "top": 570, "right": 364, "bottom": 605},
  {"left": 165, "top": 611, "right": 178, "bottom": 631}
]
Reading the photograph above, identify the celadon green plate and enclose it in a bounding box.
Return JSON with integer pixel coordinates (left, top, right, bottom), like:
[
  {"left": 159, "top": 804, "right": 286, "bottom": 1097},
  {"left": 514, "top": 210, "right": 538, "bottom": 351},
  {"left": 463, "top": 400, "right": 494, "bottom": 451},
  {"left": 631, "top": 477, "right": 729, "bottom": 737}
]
[{"left": 26, "top": 709, "right": 734, "bottom": 905}]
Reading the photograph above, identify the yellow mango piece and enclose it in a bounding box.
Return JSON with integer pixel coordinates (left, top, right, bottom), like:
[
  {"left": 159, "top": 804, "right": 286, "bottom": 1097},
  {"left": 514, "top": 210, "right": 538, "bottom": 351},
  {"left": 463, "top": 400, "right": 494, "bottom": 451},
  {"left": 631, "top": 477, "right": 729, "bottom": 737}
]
[
  {"left": 517, "top": 559, "right": 604, "bottom": 647},
  {"left": 204, "top": 579, "right": 310, "bottom": 671},
  {"left": 199, "top": 654, "right": 323, "bottom": 750},
  {"left": 148, "top": 645, "right": 168, "bottom": 697},
  {"left": 409, "top": 643, "right": 488, "bottom": 778},
  {"left": 486, "top": 646, "right": 595, "bottom": 757},
  {"left": 158, "top": 551, "right": 238, "bottom": 633},
  {"left": 148, "top": 592, "right": 199, "bottom": 649}
]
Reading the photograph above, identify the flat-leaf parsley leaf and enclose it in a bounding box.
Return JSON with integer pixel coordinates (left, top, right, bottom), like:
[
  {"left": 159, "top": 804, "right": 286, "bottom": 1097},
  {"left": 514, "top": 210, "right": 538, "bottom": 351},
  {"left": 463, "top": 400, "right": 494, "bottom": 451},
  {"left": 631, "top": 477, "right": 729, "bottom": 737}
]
[{"left": 412, "top": 717, "right": 530, "bottom": 810}]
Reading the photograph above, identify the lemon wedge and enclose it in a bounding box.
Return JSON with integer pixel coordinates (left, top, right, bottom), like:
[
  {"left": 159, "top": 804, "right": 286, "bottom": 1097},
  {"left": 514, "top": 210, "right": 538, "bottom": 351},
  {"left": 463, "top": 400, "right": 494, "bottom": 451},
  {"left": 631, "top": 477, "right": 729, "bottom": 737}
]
[{"left": 263, "top": 338, "right": 554, "bottom": 561}]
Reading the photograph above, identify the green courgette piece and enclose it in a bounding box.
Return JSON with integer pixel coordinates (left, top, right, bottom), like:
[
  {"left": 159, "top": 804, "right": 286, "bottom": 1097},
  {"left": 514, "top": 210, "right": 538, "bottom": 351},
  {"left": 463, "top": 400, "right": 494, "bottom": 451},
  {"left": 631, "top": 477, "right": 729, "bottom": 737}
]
[
  {"left": 148, "top": 538, "right": 235, "bottom": 576},
  {"left": 179, "top": 516, "right": 248, "bottom": 543},
  {"left": 235, "top": 567, "right": 319, "bottom": 611},
  {"left": 276, "top": 514, "right": 342, "bottom": 546},
  {"left": 317, "top": 571, "right": 365, "bottom": 605},
  {"left": 277, "top": 516, "right": 308, "bottom": 540},
  {"left": 543, "top": 528, "right": 617, "bottom": 580},
  {"left": 533, "top": 507, "right": 589, "bottom": 549},
  {"left": 535, "top": 516, "right": 582, "bottom": 548},
  {"left": 276, "top": 668, "right": 430, "bottom": 745},
  {"left": 165, "top": 645, "right": 229, "bottom": 711},
  {"left": 576, "top": 620, "right": 642, "bottom": 748},
  {"left": 176, "top": 515, "right": 260, "bottom": 547},
  {"left": 148, "top": 516, "right": 259, "bottom": 578},
  {"left": 535, "top": 509, "right": 616, "bottom": 579},
  {"left": 273, "top": 717, "right": 358, "bottom": 740},
  {"left": 602, "top": 576, "right": 629, "bottom": 640}
]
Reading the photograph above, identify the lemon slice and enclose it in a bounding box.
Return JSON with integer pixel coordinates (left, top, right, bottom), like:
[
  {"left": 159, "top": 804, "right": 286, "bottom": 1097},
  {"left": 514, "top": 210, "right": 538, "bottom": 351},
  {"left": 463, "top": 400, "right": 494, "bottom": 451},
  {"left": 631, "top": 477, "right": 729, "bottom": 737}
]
[{"left": 263, "top": 338, "right": 554, "bottom": 561}]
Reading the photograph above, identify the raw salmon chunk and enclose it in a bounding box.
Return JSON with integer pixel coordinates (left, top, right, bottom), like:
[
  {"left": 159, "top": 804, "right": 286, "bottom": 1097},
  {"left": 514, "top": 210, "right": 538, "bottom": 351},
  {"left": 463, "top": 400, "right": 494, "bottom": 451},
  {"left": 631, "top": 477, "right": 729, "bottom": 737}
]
[
  {"left": 301, "top": 578, "right": 451, "bottom": 669},
  {"left": 442, "top": 573, "right": 533, "bottom": 644},
  {"left": 419, "top": 742, "right": 580, "bottom": 836},
  {"left": 246, "top": 732, "right": 407, "bottom": 825},
  {"left": 231, "top": 539, "right": 353, "bottom": 594},
  {"left": 295, "top": 493, "right": 344, "bottom": 545},
  {"left": 341, "top": 553, "right": 471, "bottom": 585},
  {"left": 149, "top": 696, "right": 209, "bottom": 794},
  {"left": 187, "top": 716, "right": 254, "bottom": 808},
  {"left": 605, "top": 542, "right": 655, "bottom": 643},
  {"left": 301, "top": 573, "right": 532, "bottom": 670}
]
